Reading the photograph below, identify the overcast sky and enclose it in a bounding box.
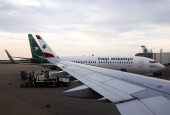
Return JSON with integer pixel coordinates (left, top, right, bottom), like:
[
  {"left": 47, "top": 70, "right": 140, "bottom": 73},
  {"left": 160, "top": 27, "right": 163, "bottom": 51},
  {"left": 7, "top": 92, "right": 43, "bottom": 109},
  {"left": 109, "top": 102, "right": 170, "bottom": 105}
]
[{"left": 0, "top": 0, "right": 170, "bottom": 60}]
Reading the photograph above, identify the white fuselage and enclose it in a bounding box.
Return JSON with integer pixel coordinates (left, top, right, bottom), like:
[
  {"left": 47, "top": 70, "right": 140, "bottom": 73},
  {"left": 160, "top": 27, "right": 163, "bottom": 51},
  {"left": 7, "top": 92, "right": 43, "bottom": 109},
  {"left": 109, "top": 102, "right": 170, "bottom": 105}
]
[{"left": 59, "top": 56, "right": 164, "bottom": 74}]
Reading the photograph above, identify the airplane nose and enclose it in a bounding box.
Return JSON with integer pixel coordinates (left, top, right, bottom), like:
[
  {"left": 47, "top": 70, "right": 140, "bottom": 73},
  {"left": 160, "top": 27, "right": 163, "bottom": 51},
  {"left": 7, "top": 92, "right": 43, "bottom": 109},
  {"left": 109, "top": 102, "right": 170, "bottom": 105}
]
[{"left": 158, "top": 64, "right": 165, "bottom": 71}]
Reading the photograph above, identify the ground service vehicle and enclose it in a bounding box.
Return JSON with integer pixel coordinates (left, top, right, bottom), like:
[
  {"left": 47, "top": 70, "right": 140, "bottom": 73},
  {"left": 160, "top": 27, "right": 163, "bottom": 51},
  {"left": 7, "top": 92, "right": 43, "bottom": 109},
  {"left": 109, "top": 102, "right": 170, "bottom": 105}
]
[{"left": 20, "top": 70, "right": 69, "bottom": 87}]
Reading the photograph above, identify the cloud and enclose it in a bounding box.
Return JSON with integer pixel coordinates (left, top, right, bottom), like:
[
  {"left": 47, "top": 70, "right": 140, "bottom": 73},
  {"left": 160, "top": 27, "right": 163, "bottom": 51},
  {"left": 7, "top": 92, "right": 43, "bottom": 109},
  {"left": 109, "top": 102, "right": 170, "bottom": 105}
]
[
  {"left": 0, "top": 0, "right": 169, "bottom": 34},
  {"left": 0, "top": 0, "right": 170, "bottom": 59}
]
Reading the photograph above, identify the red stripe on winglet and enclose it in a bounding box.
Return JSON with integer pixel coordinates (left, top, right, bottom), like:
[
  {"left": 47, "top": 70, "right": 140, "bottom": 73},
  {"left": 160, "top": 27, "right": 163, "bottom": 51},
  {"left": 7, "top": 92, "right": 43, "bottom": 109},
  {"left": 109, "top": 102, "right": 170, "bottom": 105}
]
[
  {"left": 44, "top": 52, "right": 55, "bottom": 57},
  {"left": 141, "top": 45, "right": 145, "bottom": 47},
  {"left": 36, "top": 35, "right": 41, "bottom": 39}
]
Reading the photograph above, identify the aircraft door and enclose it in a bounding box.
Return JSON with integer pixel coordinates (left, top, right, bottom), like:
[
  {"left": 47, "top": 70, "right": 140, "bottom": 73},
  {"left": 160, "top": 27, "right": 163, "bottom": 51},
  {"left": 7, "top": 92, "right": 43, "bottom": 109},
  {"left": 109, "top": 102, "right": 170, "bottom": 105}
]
[{"left": 139, "top": 59, "right": 144, "bottom": 68}]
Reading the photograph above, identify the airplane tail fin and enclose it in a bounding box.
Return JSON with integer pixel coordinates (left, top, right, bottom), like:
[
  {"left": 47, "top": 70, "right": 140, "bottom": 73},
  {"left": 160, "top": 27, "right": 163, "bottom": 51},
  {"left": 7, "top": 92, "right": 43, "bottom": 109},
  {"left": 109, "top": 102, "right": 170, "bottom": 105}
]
[
  {"left": 36, "top": 35, "right": 60, "bottom": 64},
  {"left": 5, "top": 49, "right": 16, "bottom": 63},
  {"left": 28, "top": 34, "right": 46, "bottom": 59},
  {"left": 141, "top": 45, "right": 150, "bottom": 53}
]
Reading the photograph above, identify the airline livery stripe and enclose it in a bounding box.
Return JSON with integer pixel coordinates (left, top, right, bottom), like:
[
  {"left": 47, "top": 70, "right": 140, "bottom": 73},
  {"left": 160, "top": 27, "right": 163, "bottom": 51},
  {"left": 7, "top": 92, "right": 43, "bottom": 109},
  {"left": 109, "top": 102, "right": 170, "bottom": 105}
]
[
  {"left": 44, "top": 52, "right": 55, "bottom": 57},
  {"left": 36, "top": 35, "right": 41, "bottom": 39}
]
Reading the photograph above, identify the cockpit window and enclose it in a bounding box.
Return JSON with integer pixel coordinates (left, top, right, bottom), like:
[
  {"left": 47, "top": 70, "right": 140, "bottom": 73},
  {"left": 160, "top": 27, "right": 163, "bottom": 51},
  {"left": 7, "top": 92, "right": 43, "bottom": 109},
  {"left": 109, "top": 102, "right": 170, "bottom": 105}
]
[{"left": 149, "top": 61, "right": 157, "bottom": 63}]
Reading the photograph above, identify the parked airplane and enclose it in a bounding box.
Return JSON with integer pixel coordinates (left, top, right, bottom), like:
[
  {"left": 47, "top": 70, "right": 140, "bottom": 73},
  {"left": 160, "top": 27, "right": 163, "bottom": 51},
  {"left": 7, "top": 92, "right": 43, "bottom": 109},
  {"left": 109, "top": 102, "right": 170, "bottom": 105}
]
[
  {"left": 37, "top": 35, "right": 170, "bottom": 115},
  {"left": 5, "top": 49, "right": 17, "bottom": 64},
  {"left": 141, "top": 45, "right": 151, "bottom": 53},
  {"left": 36, "top": 35, "right": 164, "bottom": 74},
  {"left": 8, "top": 34, "right": 50, "bottom": 64}
]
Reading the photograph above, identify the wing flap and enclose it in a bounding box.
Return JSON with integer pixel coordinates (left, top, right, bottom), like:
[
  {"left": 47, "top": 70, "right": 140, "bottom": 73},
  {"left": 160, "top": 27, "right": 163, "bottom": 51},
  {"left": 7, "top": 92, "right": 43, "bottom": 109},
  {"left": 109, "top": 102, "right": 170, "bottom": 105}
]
[
  {"left": 116, "top": 96, "right": 170, "bottom": 115},
  {"left": 116, "top": 100, "right": 154, "bottom": 115},
  {"left": 132, "top": 89, "right": 170, "bottom": 100},
  {"left": 141, "top": 96, "right": 170, "bottom": 115}
]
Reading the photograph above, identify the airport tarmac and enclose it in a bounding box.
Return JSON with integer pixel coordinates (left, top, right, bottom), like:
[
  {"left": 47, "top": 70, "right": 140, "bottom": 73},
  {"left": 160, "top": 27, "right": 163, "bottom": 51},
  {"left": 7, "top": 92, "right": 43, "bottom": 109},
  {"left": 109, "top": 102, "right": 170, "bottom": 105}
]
[{"left": 0, "top": 64, "right": 120, "bottom": 115}]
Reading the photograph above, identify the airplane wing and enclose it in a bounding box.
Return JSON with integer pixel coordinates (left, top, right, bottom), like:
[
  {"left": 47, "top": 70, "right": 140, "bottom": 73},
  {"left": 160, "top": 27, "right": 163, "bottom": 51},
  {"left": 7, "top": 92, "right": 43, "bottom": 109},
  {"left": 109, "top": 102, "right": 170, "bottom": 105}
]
[
  {"left": 57, "top": 61, "right": 170, "bottom": 115},
  {"left": 36, "top": 34, "right": 170, "bottom": 115}
]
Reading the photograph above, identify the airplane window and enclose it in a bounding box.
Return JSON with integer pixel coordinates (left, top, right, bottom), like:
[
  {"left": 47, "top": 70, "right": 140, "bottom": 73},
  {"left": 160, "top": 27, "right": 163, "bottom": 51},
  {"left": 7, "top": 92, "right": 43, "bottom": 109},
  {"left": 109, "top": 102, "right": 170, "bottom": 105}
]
[
  {"left": 120, "top": 62, "right": 121, "bottom": 64},
  {"left": 149, "top": 61, "right": 157, "bottom": 63},
  {"left": 95, "top": 61, "right": 96, "bottom": 63},
  {"left": 131, "top": 62, "right": 132, "bottom": 64},
  {"left": 126, "top": 62, "right": 128, "bottom": 64},
  {"left": 99, "top": 61, "right": 100, "bottom": 63},
  {"left": 103, "top": 62, "right": 105, "bottom": 63},
  {"left": 89, "top": 61, "right": 90, "bottom": 63},
  {"left": 101, "top": 61, "right": 102, "bottom": 63},
  {"left": 106, "top": 61, "right": 107, "bottom": 63}
]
